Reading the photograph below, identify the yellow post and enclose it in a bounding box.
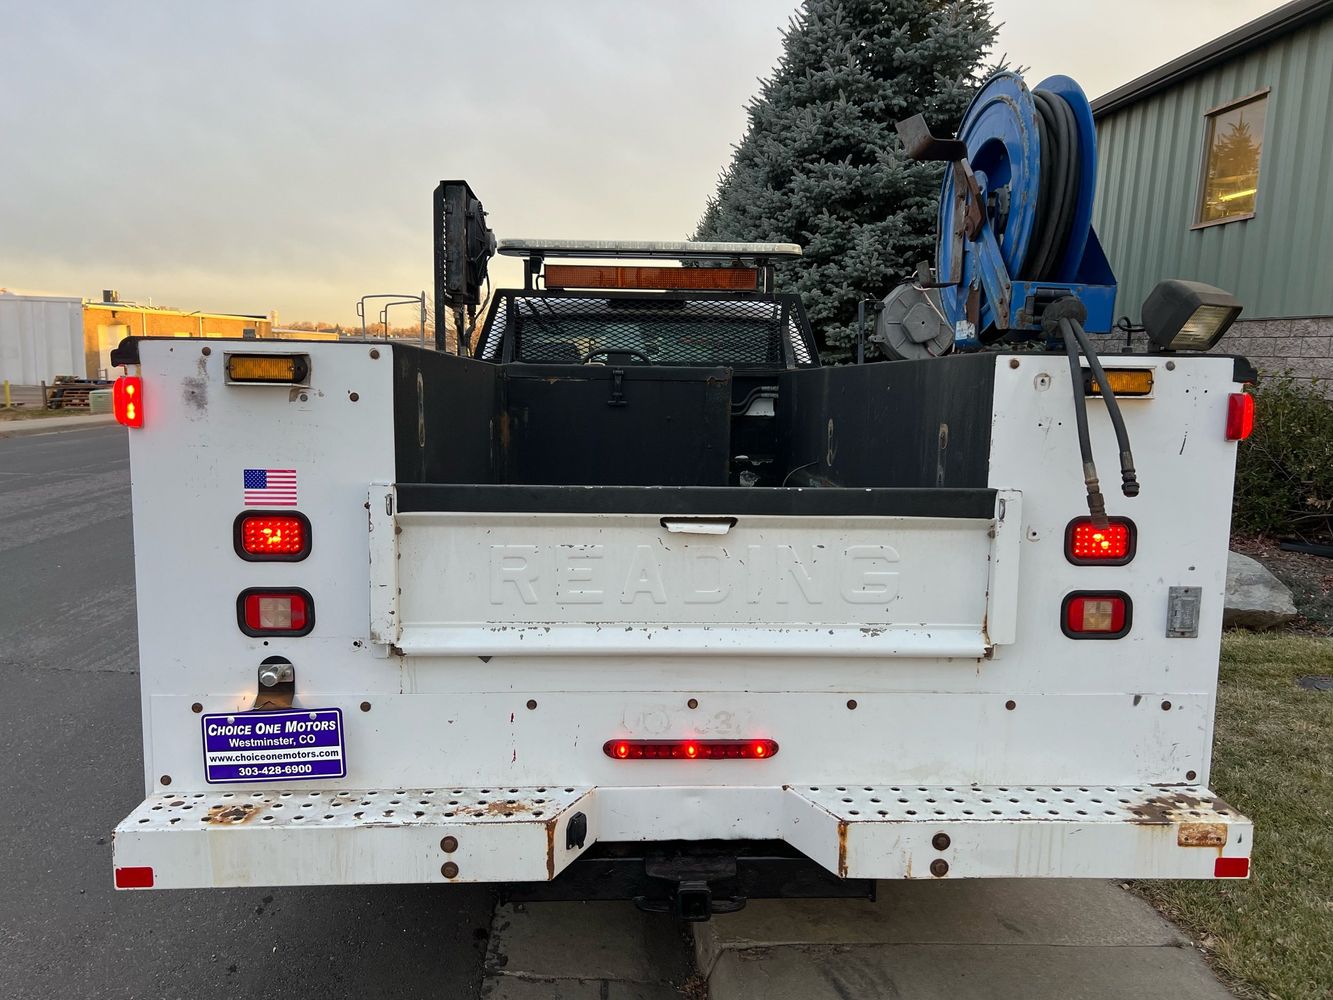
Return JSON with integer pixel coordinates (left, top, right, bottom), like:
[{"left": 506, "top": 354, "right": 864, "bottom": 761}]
[{"left": 2, "top": 379, "right": 10, "bottom": 409}]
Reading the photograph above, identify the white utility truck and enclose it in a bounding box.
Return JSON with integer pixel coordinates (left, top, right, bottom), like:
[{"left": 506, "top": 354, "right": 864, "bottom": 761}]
[{"left": 112, "top": 161, "right": 1255, "bottom": 918}]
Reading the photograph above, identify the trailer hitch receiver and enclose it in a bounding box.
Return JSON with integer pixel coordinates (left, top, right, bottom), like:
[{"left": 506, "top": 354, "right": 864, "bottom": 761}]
[{"left": 634, "top": 855, "right": 746, "bottom": 922}]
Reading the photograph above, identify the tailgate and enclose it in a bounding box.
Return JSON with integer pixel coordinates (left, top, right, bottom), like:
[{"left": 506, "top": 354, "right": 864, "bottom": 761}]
[{"left": 369, "top": 484, "right": 1020, "bottom": 657}]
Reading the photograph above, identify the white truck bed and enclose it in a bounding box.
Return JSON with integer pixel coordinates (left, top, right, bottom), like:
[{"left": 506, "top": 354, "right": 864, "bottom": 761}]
[{"left": 111, "top": 337, "right": 1253, "bottom": 890}]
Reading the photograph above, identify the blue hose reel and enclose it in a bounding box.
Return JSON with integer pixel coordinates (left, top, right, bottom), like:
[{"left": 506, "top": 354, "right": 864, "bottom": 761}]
[{"left": 899, "top": 72, "right": 1116, "bottom": 350}]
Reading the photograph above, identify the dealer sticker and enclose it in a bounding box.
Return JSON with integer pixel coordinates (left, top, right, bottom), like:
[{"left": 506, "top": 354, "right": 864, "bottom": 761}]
[{"left": 202, "top": 708, "right": 346, "bottom": 783}]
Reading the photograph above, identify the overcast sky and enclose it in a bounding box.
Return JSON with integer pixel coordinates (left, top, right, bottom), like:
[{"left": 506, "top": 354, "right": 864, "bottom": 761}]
[{"left": 0, "top": 0, "right": 1277, "bottom": 325}]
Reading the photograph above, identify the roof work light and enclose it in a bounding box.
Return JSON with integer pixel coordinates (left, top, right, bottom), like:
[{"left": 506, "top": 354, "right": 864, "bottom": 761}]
[{"left": 1141, "top": 279, "right": 1243, "bottom": 351}]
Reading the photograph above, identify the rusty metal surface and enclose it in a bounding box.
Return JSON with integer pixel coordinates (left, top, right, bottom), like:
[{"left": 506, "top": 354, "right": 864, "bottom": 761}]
[
  {"left": 123, "top": 785, "right": 590, "bottom": 831},
  {"left": 794, "top": 783, "right": 1243, "bottom": 826},
  {"left": 116, "top": 785, "right": 595, "bottom": 888},
  {"left": 1177, "top": 822, "right": 1228, "bottom": 848}
]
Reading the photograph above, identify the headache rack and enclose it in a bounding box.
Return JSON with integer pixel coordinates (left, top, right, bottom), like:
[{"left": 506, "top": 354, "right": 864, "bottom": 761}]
[{"left": 474, "top": 290, "right": 818, "bottom": 368}]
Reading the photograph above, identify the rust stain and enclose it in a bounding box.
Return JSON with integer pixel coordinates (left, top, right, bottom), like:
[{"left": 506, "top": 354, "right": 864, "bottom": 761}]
[
  {"left": 837, "top": 820, "right": 849, "bottom": 879},
  {"left": 206, "top": 803, "right": 262, "bottom": 825},
  {"left": 1130, "top": 791, "right": 1222, "bottom": 826},
  {"left": 462, "top": 799, "right": 538, "bottom": 819},
  {"left": 545, "top": 817, "right": 557, "bottom": 880},
  {"left": 498, "top": 410, "right": 512, "bottom": 455},
  {"left": 1178, "top": 822, "right": 1228, "bottom": 848}
]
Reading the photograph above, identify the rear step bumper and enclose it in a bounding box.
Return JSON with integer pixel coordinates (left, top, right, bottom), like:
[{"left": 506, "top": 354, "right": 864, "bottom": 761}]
[{"left": 113, "top": 784, "right": 1251, "bottom": 889}]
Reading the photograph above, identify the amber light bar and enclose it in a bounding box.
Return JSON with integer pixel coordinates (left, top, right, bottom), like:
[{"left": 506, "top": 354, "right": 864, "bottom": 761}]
[
  {"left": 603, "top": 738, "right": 779, "bottom": 760},
  {"left": 544, "top": 264, "right": 760, "bottom": 292}
]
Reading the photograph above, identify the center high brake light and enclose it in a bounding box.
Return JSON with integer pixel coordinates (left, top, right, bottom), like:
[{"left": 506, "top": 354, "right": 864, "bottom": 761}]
[
  {"left": 237, "top": 588, "right": 314, "bottom": 636},
  {"left": 234, "top": 512, "right": 311, "bottom": 561},
  {"left": 1065, "top": 517, "right": 1135, "bottom": 565},
  {"left": 604, "top": 739, "right": 779, "bottom": 761},
  {"left": 113, "top": 376, "right": 143, "bottom": 428}
]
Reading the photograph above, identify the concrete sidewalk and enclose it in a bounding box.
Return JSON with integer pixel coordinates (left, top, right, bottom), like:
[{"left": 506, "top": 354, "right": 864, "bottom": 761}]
[
  {"left": 0, "top": 413, "right": 118, "bottom": 438},
  {"left": 694, "top": 880, "right": 1233, "bottom": 999},
  {"left": 483, "top": 901, "right": 699, "bottom": 998}
]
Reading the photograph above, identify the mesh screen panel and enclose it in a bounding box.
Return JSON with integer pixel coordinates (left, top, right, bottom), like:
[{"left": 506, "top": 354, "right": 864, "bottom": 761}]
[
  {"left": 479, "top": 293, "right": 817, "bottom": 367},
  {"left": 478, "top": 298, "right": 508, "bottom": 360}
]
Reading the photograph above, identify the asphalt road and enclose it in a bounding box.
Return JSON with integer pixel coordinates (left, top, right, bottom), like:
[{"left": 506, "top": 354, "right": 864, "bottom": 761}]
[{"left": 0, "top": 426, "right": 493, "bottom": 999}]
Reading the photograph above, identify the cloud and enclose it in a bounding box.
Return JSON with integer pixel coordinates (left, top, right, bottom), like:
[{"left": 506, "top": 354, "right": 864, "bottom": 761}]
[{"left": 0, "top": 0, "right": 1276, "bottom": 323}]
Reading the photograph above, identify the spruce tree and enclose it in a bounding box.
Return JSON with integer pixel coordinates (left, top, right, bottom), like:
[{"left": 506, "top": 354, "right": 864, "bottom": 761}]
[{"left": 694, "top": 0, "right": 997, "bottom": 357}]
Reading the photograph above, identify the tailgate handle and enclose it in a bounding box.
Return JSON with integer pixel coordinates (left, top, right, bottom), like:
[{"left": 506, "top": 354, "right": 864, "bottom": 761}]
[{"left": 660, "top": 516, "right": 737, "bottom": 536}]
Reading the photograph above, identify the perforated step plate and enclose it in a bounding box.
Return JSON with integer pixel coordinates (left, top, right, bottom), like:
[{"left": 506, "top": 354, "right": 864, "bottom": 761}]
[
  {"left": 115, "top": 784, "right": 1251, "bottom": 889},
  {"left": 783, "top": 784, "right": 1251, "bottom": 880},
  {"left": 114, "top": 786, "right": 594, "bottom": 889}
]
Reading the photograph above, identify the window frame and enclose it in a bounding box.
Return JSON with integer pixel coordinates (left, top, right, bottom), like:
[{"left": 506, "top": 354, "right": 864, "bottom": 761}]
[{"left": 1191, "top": 87, "right": 1271, "bottom": 231}]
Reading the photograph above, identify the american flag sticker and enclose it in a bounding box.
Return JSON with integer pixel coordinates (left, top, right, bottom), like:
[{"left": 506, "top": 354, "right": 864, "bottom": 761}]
[{"left": 243, "top": 468, "right": 298, "bottom": 506}]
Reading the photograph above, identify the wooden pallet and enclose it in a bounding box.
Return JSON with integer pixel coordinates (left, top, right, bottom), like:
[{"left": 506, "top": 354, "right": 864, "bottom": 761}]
[{"left": 44, "top": 377, "right": 110, "bottom": 410}]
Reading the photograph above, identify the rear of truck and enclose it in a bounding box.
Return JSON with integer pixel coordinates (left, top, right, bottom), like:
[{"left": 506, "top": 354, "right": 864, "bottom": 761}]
[{"left": 111, "top": 327, "right": 1254, "bottom": 906}]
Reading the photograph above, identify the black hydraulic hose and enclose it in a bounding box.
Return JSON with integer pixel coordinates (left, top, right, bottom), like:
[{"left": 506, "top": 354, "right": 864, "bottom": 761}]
[
  {"left": 1047, "top": 92, "right": 1080, "bottom": 276},
  {"left": 1027, "top": 106, "right": 1054, "bottom": 276},
  {"left": 1023, "top": 92, "right": 1081, "bottom": 281},
  {"left": 1061, "top": 318, "right": 1107, "bottom": 528},
  {"left": 1066, "top": 317, "right": 1140, "bottom": 497}
]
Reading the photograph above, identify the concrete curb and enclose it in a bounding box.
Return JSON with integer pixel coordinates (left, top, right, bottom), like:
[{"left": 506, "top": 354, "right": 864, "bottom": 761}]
[
  {"left": 692, "top": 882, "right": 1231, "bottom": 1000},
  {"left": 0, "top": 414, "right": 119, "bottom": 438}
]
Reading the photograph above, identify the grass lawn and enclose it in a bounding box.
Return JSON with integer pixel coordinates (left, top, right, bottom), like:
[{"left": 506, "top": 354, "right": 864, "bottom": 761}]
[{"left": 1137, "top": 631, "right": 1333, "bottom": 1000}]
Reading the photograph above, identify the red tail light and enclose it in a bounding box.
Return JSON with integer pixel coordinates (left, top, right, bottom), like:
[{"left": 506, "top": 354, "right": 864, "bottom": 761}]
[
  {"left": 1214, "top": 856, "right": 1250, "bottom": 878},
  {"left": 113, "top": 376, "right": 144, "bottom": 428},
  {"left": 1226, "top": 392, "right": 1254, "bottom": 440},
  {"left": 1065, "top": 517, "right": 1135, "bottom": 565},
  {"left": 603, "top": 739, "right": 779, "bottom": 760},
  {"left": 234, "top": 512, "right": 311, "bottom": 561},
  {"left": 237, "top": 588, "right": 314, "bottom": 636},
  {"left": 1061, "top": 592, "right": 1131, "bottom": 639}
]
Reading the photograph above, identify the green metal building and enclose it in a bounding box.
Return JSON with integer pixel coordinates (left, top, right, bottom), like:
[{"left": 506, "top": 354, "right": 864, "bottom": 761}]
[{"left": 1091, "top": 0, "right": 1333, "bottom": 385}]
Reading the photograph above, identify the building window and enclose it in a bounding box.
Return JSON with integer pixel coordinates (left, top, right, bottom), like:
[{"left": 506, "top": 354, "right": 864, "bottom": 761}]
[{"left": 1195, "top": 90, "right": 1268, "bottom": 227}]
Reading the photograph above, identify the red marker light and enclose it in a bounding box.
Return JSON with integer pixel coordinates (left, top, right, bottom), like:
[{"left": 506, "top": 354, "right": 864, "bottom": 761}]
[
  {"left": 1226, "top": 392, "right": 1254, "bottom": 441},
  {"left": 1065, "top": 517, "right": 1135, "bottom": 565},
  {"left": 1214, "top": 856, "right": 1249, "bottom": 878},
  {"left": 114, "top": 866, "right": 154, "bottom": 889},
  {"left": 237, "top": 588, "right": 314, "bottom": 636},
  {"left": 113, "top": 376, "right": 144, "bottom": 428},
  {"left": 602, "top": 739, "right": 779, "bottom": 760},
  {"left": 234, "top": 512, "right": 311, "bottom": 561},
  {"left": 1061, "top": 592, "right": 1132, "bottom": 639}
]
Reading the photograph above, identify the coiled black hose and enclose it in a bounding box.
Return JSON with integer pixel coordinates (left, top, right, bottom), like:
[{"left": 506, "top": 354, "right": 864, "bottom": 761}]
[
  {"left": 1023, "top": 89, "right": 1140, "bottom": 509},
  {"left": 1024, "top": 91, "right": 1081, "bottom": 280}
]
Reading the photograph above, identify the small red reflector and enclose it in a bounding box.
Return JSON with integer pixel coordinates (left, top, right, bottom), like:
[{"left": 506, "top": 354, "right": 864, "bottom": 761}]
[
  {"left": 234, "top": 512, "right": 311, "bottom": 561},
  {"left": 1226, "top": 392, "right": 1255, "bottom": 440},
  {"left": 1065, "top": 517, "right": 1135, "bottom": 565},
  {"left": 114, "top": 866, "right": 154, "bottom": 889},
  {"left": 237, "top": 588, "right": 314, "bottom": 636},
  {"left": 113, "top": 376, "right": 144, "bottom": 428},
  {"left": 603, "top": 739, "right": 779, "bottom": 760},
  {"left": 1061, "top": 592, "right": 1131, "bottom": 639},
  {"left": 1214, "top": 856, "right": 1250, "bottom": 878}
]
